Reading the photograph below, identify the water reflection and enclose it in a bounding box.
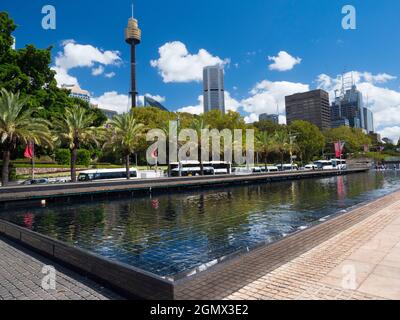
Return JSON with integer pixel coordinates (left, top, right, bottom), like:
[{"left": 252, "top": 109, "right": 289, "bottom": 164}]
[{"left": 1, "top": 171, "right": 399, "bottom": 277}]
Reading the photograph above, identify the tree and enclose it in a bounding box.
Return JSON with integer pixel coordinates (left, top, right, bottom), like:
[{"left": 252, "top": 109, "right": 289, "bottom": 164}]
[
  {"left": 54, "top": 106, "right": 101, "bottom": 182},
  {"left": 324, "top": 126, "right": 371, "bottom": 156},
  {"left": 273, "top": 130, "right": 291, "bottom": 167},
  {"left": 104, "top": 112, "right": 144, "bottom": 179},
  {"left": 190, "top": 118, "right": 210, "bottom": 175},
  {"left": 0, "top": 89, "right": 53, "bottom": 186},
  {"left": 0, "top": 13, "right": 106, "bottom": 147},
  {"left": 255, "top": 131, "right": 275, "bottom": 170},
  {"left": 289, "top": 120, "right": 325, "bottom": 163}
]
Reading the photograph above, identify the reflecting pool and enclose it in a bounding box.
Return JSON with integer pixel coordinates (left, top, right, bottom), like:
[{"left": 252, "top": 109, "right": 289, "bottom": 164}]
[{"left": 1, "top": 171, "right": 400, "bottom": 278}]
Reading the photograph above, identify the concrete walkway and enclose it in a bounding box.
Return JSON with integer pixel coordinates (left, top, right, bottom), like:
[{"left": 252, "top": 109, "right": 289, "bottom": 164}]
[
  {"left": 226, "top": 190, "right": 400, "bottom": 300},
  {"left": 0, "top": 236, "right": 121, "bottom": 300}
]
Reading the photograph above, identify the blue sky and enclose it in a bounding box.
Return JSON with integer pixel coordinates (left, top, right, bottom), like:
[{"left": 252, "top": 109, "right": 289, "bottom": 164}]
[{"left": 3, "top": 0, "right": 400, "bottom": 142}]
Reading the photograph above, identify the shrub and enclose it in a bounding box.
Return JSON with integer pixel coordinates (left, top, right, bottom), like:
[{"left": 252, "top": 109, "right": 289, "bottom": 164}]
[
  {"left": 55, "top": 149, "right": 71, "bottom": 165},
  {"left": 76, "top": 149, "right": 91, "bottom": 167}
]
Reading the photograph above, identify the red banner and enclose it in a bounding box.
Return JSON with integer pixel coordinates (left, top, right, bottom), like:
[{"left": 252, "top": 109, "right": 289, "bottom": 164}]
[
  {"left": 24, "top": 142, "right": 34, "bottom": 159},
  {"left": 334, "top": 141, "right": 345, "bottom": 158}
]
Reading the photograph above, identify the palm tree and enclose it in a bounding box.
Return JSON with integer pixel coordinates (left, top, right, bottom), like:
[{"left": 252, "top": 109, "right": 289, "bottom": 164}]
[
  {"left": 104, "top": 112, "right": 144, "bottom": 179},
  {"left": 54, "top": 106, "right": 101, "bottom": 183},
  {"left": 0, "top": 89, "right": 53, "bottom": 186},
  {"left": 255, "top": 131, "right": 274, "bottom": 171},
  {"left": 273, "top": 130, "right": 291, "bottom": 169},
  {"left": 190, "top": 118, "right": 209, "bottom": 175}
]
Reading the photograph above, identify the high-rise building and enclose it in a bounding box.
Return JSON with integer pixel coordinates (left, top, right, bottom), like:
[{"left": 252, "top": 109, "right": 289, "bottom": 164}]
[
  {"left": 331, "top": 84, "right": 365, "bottom": 130},
  {"left": 285, "top": 89, "right": 331, "bottom": 131},
  {"left": 331, "top": 80, "right": 374, "bottom": 133},
  {"left": 125, "top": 9, "right": 141, "bottom": 109},
  {"left": 203, "top": 65, "right": 225, "bottom": 114},
  {"left": 62, "top": 84, "right": 91, "bottom": 103},
  {"left": 144, "top": 96, "right": 168, "bottom": 112},
  {"left": 259, "top": 113, "right": 279, "bottom": 124},
  {"left": 363, "top": 106, "right": 374, "bottom": 134}
]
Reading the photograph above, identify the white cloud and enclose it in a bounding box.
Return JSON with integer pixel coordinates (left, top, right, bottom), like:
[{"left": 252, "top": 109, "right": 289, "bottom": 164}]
[
  {"left": 91, "top": 65, "right": 104, "bottom": 76},
  {"left": 55, "top": 40, "right": 121, "bottom": 70},
  {"left": 91, "top": 91, "right": 129, "bottom": 114},
  {"left": 52, "top": 66, "right": 79, "bottom": 87},
  {"left": 52, "top": 40, "right": 121, "bottom": 86},
  {"left": 242, "top": 80, "right": 309, "bottom": 115},
  {"left": 150, "top": 41, "right": 229, "bottom": 83},
  {"left": 379, "top": 127, "right": 400, "bottom": 144},
  {"left": 268, "top": 51, "right": 302, "bottom": 72},
  {"left": 92, "top": 92, "right": 166, "bottom": 114},
  {"left": 177, "top": 91, "right": 240, "bottom": 115},
  {"left": 104, "top": 72, "right": 116, "bottom": 79},
  {"left": 244, "top": 113, "right": 259, "bottom": 124}
]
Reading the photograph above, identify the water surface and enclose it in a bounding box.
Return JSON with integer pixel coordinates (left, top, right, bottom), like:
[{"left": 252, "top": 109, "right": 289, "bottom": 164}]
[{"left": 1, "top": 171, "right": 399, "bottom": 278}]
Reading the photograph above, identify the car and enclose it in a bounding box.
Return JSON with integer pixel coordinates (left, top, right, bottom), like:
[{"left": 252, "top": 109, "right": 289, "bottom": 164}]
[
  {"left": 304, "top": 164, "right": 318, "bottom": 171},
  {"left": 22, "top": 178, "right": 50, "bottom": 185}
]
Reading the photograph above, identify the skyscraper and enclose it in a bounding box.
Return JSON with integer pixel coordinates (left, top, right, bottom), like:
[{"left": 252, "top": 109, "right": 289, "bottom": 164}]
[
  {"left": 285, "top": 89, "right": 331, "bottom": 131},
  {"left": 125, "top": 8, "right": 141, "bottom": 109},
  {"left": 203, "top": 65, "right": 225, "bottom": 114},
  {"left": 331, "top": 83, "right": 375, "bottom": 133},
  {"left": 259, "top": 113, "right": 279, "bottom": 124},
  {"left": 144, "top": 96, "right": 169, "bottom": 112}
]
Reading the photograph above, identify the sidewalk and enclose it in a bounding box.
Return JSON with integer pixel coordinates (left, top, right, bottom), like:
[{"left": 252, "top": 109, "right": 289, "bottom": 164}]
[
  {"left": 226, "top": 191, "right": 400, "bottom": 300},
  {"left": 0, "top": 236, "right": 121, "bottom": 300}
]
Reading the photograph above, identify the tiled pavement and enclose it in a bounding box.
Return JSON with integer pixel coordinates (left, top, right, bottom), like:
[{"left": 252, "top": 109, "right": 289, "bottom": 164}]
[
  {"left": 226, "top": 191, "right": 400, "bottom": 300},
  {"left": 0, "top": 236, "right": 122, "bottom": 300}
]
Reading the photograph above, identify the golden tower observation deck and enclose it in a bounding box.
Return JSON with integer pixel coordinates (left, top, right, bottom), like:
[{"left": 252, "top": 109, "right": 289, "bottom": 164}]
[{"left": 125, "top": 18, "right": 141, "bottom": 45}]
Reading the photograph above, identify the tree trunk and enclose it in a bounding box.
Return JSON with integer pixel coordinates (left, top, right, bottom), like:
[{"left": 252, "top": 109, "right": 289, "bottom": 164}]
[
  {"left": 126, "top": 154, "right": 130, "bottom": 180},
  {"left": 264, "top": 150, "right": 268, "bottom": 173},
  {"left": 1, "top": 150, "right": 10, "bottom": 187},
  {"left": 199, "top": 142, "right": 204, "bottom": 176},
  {"left": 71, "top": 148, "right": 78, "bottom": 183}
]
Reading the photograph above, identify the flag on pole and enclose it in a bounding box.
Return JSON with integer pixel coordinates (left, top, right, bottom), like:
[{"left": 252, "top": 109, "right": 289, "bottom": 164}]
[
  {"left": 334, "top": 141, "right": 345, "bottom": 158},
  {"left": 24, "top": 142, "right": 34, "bottom": 159}
]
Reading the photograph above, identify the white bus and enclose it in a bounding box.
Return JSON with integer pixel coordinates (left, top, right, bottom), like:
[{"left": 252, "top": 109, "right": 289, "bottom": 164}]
[
  {"left": 78, "top": 168, "right": 139, "bottom": 182},
  {"left": 331, "top": 159, "right": 347, "bottom": 170},
  {"left": 170, "top": 161, "right": 231, "bottom": 177},
  {"left": 314, "top": 160, "right": 334, "bottom": 170}
]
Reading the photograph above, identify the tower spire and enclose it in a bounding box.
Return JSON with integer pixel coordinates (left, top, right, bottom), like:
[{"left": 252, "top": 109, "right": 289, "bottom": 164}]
[{"left": 125, "top": 3, "right": 141, "bottom": 109}]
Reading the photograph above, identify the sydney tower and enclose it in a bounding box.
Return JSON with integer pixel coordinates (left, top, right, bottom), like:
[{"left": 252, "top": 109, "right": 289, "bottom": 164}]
[{"left": 125, "top": 11, "right": 141, "bottom": 109}]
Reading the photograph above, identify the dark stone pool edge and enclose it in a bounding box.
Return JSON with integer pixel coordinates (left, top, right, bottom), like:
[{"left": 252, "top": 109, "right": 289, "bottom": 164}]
[{"left": 0, "top": 220, "right": 174, "bottom": 300}]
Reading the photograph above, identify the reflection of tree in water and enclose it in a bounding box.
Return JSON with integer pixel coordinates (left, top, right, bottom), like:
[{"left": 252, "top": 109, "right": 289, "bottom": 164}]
[{"left": 1, "top": 171, "right": 398, "bottom": 274}]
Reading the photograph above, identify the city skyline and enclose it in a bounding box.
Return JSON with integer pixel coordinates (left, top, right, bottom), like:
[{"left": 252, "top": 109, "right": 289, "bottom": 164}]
[{"left": 3, "top": 0, "right": 400, "bottom": 143}]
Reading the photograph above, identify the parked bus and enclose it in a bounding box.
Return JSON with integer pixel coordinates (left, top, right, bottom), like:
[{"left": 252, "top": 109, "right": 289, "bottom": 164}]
[
  {"left": 170, "top": 161, "right": 231, "bottom": 177},
  {"left": 78, "top": 168, "right": 139, "bottom": 182},
  {"left": 331, "top": 159, "right": 347, "bottom": 170}
]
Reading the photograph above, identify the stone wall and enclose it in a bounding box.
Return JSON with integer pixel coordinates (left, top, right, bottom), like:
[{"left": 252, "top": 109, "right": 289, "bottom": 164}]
[{"left": 16, "top": 167, "right": 71, "bottom": 175}]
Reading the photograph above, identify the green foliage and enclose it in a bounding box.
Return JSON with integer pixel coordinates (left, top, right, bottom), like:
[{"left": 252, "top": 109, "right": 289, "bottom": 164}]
[
  {"left": 252, "top": 119, "right": 282, "bottom": 134},
  {"left": 324, "top": 126, "right": 371, "bottom": 155},
  {"left": 76, "top": 149, "right": 91, "bottom": 167},
  {"left": 289, "top": 120, "right": 325, "bottom": 163},
  {"left": 55, "top": 148, "right": 71, "bottom": 165},
  {"left": 104, "top": 112, "right": 145, "bottom": 178},
  {"left": 0, "top": 88, "right": 53, "bottom": 185},
  {"left": 0, "top": 12, "right": 16, "bottom": 62},
  {"left": 0, "top": 13, "right": 106, "bottom": 140}
]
